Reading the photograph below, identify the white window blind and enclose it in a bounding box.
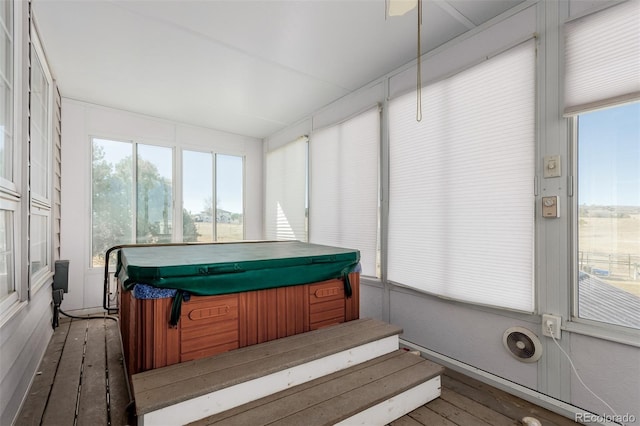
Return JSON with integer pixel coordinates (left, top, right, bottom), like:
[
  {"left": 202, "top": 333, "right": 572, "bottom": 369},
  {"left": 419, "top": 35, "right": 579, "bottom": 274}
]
[
  {"left": 309, "top": 107, "right": 380, "bottom": 277},
  {"left": 388, "top": 40, "right": 535, "bottom": 312},
  {"left": 564, "top": 0, "right": 640, "bottom": 115},
  {"left": 265, "top": 137, "right": 308, "bottom": 241}
]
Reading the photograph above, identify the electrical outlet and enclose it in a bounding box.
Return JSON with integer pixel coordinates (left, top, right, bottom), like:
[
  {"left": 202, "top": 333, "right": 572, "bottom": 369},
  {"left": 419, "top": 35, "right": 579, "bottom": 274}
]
[{"left": 542, "top": 314, "right": 562, "bottom": 339}]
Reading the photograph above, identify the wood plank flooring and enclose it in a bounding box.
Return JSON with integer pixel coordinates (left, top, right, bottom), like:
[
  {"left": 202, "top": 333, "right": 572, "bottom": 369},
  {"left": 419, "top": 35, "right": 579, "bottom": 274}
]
[
  {"left": 15, "top": 317, "right": 580, "bottom": 426},
  {"left": 14, "top": 316, "right": 132, "bottom": 426}
]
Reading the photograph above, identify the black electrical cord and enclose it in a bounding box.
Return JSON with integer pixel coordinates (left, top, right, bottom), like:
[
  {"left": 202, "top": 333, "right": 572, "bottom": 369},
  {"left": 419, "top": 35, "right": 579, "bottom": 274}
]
[{"left": 59, "top": 308, "right": 118, "bottom": 322}]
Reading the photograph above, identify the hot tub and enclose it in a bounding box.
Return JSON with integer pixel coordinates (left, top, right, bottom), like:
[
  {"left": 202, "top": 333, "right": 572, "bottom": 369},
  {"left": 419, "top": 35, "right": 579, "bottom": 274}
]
[{"left": 117, "top": 241, "right": 360, "bottom": 374}]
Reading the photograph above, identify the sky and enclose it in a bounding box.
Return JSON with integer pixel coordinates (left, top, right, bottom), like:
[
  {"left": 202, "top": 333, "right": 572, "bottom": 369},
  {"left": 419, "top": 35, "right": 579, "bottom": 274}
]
[
  {"left": 578, "top": 102, "right": 640, "bottom": 207},
  {"left": 182, "top": 152, "right": 243, "bottom": 214}
]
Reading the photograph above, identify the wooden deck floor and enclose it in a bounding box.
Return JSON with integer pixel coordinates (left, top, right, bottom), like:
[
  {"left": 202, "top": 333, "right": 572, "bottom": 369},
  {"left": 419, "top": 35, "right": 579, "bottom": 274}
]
[{"left": 15, "top": 317, "right": 580, "bottom": 426}]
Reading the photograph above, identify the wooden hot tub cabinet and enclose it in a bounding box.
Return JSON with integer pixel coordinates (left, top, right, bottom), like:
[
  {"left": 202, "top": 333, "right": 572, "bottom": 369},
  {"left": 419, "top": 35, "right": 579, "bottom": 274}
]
[{"left": 119, "top": 272, "right": 359, "bottom": 375}]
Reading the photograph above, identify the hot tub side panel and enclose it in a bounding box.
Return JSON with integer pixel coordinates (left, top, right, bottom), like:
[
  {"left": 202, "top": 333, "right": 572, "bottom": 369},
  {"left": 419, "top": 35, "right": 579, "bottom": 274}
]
[{"left": 120, "top": 273, "right": 360, "bottom": 374}]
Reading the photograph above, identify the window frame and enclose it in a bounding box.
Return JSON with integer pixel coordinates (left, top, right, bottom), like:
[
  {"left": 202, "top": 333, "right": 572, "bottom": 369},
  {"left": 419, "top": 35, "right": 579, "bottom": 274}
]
[
  {"left": 0, "top": 198, "right": 17, "bottom": 313},
  {"left": 215, "top": 152, "right": 245, "bottom": 243},
  {"left": 135, "top": 142, "right": 175, "bottom": 245},
  {"left": 90, "top": 137, "right": 176, "bottom": 267},
  {"left": 181, "top": 148, "right": 215, "bottom": 243},
  {"left": 562, "top": 1, "right": 640, "bottom": 344},
  {"left": 90, "top": 140, "right": 247, "bottom": 268},
  {"left": 0, "top": 0, "right": 20, "bottom": 314},
  {"left": 28, "top": 24, "right": 54, "bottom": 295},
  {"left": 90, "top": 136, "right": 135, "bottom": 269},
  {"left": 568, "top": 106, "right": 640, "bottom": 338},
  {"left": 0, "top": 0, "right": 16, "bottom": 192},
  {"left": 28, "top": 204, "right": 50, "bottom": 285}
]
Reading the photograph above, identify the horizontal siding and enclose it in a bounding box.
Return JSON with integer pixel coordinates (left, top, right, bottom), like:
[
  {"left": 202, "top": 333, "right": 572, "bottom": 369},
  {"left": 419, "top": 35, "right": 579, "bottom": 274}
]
[
  {"left": 0, "top": 288, "right": 53, "bottom": 425},
  {"left": 0, "top": 2, "right": 58, "bottom": 424}
]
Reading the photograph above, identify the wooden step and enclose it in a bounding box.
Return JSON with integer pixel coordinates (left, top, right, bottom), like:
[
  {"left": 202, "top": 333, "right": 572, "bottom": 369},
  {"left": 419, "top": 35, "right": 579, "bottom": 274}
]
[
  {"left": 188, "top": 350, "right": 445, "bottom": 426},
  {"left": 133, "top": 318, "right": 402, "bottom": 425}
]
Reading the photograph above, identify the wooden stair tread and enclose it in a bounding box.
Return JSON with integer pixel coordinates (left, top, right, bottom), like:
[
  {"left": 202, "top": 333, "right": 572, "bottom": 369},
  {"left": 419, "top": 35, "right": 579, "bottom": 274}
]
[
  {"left": 133, "top": 318, "right": 402, "bottom": 415},
  {"left": 188, "top": 350, "right": 445, "bottom": 426}
]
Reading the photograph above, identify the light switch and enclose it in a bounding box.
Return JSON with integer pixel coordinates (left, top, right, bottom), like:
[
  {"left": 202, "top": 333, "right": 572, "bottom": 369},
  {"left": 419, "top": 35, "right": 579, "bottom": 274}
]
[
  {"left": 542, "top": 196, "right": 559, "bottom": 218},
  {"left": 543, "top": 155, "right": 561, "bottom": 178}
]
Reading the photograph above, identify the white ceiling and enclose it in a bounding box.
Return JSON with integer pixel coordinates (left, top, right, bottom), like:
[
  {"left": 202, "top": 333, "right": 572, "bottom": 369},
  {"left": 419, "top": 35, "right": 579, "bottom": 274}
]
[{"left": 32, "top": 0, "right": 525, "bottom": 139}]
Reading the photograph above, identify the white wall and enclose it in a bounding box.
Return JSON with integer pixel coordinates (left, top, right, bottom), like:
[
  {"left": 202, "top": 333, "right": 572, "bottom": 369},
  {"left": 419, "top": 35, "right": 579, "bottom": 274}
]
[
  {"left": 267, "top": 0, "right": 640, "bottom": 422},
  {"left": 60, "top": 99, "right": 263, "bottom": 311}
]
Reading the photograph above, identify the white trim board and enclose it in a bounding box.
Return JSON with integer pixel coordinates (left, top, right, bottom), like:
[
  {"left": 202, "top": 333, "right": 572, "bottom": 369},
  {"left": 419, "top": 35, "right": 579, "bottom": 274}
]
[
  {"left": 138, "top": 335, "right": 399, "bottom": 426},
  {"left": 334, "top": 376, "right": 442, "bottom": 426}
]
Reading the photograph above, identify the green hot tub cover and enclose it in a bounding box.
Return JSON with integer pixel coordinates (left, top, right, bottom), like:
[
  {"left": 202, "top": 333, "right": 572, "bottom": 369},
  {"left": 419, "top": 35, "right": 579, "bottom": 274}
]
[{"left": 117, "top": 241, "right": 360, "bottom": 297}]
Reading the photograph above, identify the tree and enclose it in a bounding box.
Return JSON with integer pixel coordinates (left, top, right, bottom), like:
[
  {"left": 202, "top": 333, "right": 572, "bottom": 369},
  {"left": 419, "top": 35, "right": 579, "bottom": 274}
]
[
  {"left": 202, "top": 196, "right": 214, "bottom": 217},
  {"left": 91, "top": 145, "right": 133, "bottom": 266},
  {"left": 231, "top": 213, "right": 243, "bottom": 224},
  {"left": 183, "top": 209, "right": 199, "bottom": 242},
  {"left": 130, "top": 156, "right": 173, "bottom": 243},
  {"left": 92, "top": 145, "right": 204, "bottom": 264}
]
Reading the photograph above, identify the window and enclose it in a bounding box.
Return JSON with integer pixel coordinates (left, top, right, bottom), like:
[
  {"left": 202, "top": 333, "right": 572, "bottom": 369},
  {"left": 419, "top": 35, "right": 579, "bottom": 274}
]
[
  {"left": 92, "top": 141, "right": 246, "bottom": 266},
  {"left": 0, "top": 206, "right": 15, "bottom": 311},
  {"left": 136, "top": 144, "right": 173, "bottom": 244},
  {"left": 265, "top": 137, "right": 308, "bottom": 241},
  {"left": 309, "top": 107, "right": 380, "bottom": 277},
  {"left": 30, "top": 51, "right": 50, "bottom": 201},
  {"left": 216, "top": 154, "right": 243, "bottom": 242},
  {"left": 183, "top": 150, "right": 213, "bottom": 242},
  {"left": 91, "top": 138, "right": 133, "bottom": 266},
  {"left": 91, "top": 140, "right": 174, "bottom": 265},
  {"left": 0, "top": 0, "right": 17, "bottom": 311},
  {"left": 565, "top": 0, "right": 640, "bottom": 329},
  {"left": 575, "top": 103, "right": 640, "bottom": 329},
  {"left": 182, "top": 151, "right": 244, "bottom": 243},
  {"left": 387, "top": 40, "right": 536, "bottom": 312},
  {"left": 91, "top": 138, "right": 173, "bottom": 267},
  {"left": 29, "top": 209, "right": 48, "bottom": 276},
  {"left": 29, "top": 29, "right": 53, "bottom": 291},
  {"left": 1, "top": 0, "right": 13, "bottom": 185}
]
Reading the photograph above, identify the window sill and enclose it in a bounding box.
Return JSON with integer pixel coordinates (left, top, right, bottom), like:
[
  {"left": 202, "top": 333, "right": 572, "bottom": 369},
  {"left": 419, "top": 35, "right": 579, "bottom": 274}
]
[
  {"left": 564, "top": 319, "right": 640, "bottom": 348},
  {"left": 387, "top": 281, "right": 537, "bottom": 323},
  {"left": 360, "top": 276, "right": 383, "bottom": 288}
]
